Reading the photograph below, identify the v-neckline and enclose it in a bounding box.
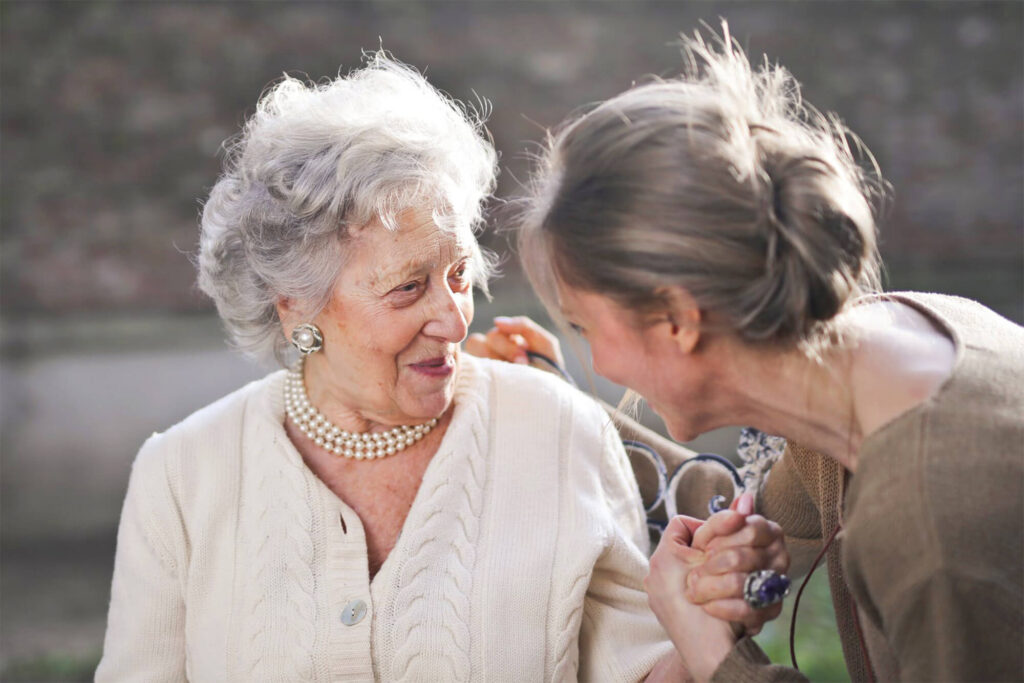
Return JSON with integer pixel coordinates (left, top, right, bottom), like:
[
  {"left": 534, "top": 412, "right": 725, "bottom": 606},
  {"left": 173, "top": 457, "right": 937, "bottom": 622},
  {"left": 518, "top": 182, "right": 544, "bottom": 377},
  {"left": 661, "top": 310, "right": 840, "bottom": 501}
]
[
  {"left": 368, "top": 423, "right": 454, "bottom": 588},
  {"left": 266, "top": 359, "right": 477, "bottom": 589}
]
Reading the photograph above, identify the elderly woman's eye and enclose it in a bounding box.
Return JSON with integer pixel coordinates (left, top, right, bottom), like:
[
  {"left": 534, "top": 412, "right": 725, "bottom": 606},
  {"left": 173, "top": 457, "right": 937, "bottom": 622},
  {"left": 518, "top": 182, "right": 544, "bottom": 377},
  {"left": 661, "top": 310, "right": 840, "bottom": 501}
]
[
  {"left": 392, "top": 281, "right": 421, "bottom": 295},
  {"left": 449, "top": 262, "right": 471, "bottom": 288}
]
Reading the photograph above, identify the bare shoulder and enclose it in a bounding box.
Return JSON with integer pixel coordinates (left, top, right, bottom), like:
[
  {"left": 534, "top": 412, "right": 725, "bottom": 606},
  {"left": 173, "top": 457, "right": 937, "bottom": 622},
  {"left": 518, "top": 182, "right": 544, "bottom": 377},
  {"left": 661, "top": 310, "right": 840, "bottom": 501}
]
[{"left": 849, "top": 300, "right": 956, "bottom": 437}]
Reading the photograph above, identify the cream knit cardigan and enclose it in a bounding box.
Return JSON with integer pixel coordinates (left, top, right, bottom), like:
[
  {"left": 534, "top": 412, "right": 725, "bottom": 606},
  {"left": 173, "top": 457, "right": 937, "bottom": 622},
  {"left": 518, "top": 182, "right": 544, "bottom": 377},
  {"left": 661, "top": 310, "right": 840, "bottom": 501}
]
[{"left": 96, "top": 355, "right": 672, "bottom": 682}]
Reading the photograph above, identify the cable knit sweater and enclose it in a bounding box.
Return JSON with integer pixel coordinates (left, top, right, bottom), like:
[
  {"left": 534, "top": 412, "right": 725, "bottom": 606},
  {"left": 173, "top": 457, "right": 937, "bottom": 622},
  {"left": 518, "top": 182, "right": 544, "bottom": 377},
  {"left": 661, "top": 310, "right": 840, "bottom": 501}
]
[{"left": 96, "top": 354, "right": 673, "bottom": 682}]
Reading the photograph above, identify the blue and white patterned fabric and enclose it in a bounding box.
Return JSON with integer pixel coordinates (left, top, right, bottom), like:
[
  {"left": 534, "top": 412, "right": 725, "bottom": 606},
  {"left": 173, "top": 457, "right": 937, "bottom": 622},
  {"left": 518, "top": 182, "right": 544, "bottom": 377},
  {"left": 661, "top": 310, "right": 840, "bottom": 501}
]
[{"left": 736, "top": 427, "right": 786, "bottom": 493}]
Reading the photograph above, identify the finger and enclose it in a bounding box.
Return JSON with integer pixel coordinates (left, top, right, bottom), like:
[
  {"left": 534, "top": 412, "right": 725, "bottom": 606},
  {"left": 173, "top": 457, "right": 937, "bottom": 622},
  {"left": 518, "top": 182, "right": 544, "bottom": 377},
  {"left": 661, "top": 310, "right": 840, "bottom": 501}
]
[
  {"left": 660, "top": 516, "right": 708, "bottom": 565},
  {"left": 760, "top": 540, "right": 790, "bottom": 574},
  {"left": 727, "top": 491, "right": 753, "bottom": 513},
  {"left": 708, "top": 606, "right": 783, "bottom": 638},
  {"left": 662, "top": 515, "right": 700, "bottom": 546},
  {"left": 685, "top": 571, "right": 746, "bottom": 605},
  {"left": 484, "top": 328, "right": 529, "bottom": 364},
  {"left": 705, "top": 516, "right": 783, "bottom": 552},
  {"left": 704, "top": 515, "right": 780, "bottom": 552},
  {"left": 493, "top": 316, "right": 564, "bottom": 365},
  {"left": 675, "top": 515, "right": 707, "bottom": 540},
  {"left": 703, "top": 599, "right": 783, "bottom": 628},
  {"left": 714, "top": 541, "right": 788, "bottom": 575},
  {"left": 690, "top": 509, "right": 747, "bottom": 550},
  {"left": 508, "top": 333, "right": 528, "bottom": 350},
  {"left": 700, "top": 546, "right": 785, "bottom": 576},
  {"left": 464, "top": 333, "right": 503, "bottom": 360}
]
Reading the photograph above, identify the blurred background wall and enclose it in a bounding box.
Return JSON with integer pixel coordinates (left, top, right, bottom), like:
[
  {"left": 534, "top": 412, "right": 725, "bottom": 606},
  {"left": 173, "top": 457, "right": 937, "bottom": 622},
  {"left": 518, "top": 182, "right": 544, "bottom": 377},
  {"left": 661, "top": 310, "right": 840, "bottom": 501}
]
[{"left": 1, "top": 1, "right": 1021, "bottom": 679}]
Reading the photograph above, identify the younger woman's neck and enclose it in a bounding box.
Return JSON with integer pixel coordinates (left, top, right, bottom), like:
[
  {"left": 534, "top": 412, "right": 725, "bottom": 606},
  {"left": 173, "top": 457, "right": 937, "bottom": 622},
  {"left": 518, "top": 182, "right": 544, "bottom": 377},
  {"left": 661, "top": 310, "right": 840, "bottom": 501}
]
[
  {"left": 716, "top": 338, "right": 864, "bottom": 472},
  {"left": 713, "top": 300, "right": 957, "bottom": 474}
]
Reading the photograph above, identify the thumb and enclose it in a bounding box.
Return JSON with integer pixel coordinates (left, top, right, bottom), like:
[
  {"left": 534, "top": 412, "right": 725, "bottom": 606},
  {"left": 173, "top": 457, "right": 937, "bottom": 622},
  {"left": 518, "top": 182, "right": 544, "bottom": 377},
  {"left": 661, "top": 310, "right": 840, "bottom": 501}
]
[
  {"left": 691, "top": 508, "right": 748, "bottom": 550},
  {"left": 663, "top": 515, "right": 702, "bottom": 546},
  {"left": 663, "top": 516, "right": 708, "bottom": 566}
]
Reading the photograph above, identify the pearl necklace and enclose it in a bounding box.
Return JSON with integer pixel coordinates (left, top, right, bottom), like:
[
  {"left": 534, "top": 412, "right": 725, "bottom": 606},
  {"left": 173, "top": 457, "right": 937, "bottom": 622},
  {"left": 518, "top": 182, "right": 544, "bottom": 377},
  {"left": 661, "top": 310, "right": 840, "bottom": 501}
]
[{"left": 284, "top": 360, "right": 437, "bottom": 459}]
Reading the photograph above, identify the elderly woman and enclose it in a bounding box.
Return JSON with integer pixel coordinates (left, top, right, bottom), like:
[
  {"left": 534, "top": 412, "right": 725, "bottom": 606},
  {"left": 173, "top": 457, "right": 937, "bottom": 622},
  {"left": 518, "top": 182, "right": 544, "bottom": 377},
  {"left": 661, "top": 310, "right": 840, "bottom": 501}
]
[
  {"left": 480, "top": 27, "right": 1023, "bottom": 683},
  {"left": 95, "top": 54, "right": 702, "bottom": 682}
]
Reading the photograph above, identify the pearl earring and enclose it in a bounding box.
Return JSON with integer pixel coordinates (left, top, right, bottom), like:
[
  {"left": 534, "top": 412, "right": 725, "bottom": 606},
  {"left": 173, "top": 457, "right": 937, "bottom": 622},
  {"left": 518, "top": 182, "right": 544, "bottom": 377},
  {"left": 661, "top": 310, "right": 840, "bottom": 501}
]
[{"left": 290, "top": 323, "right": 324, "bottom": 355}]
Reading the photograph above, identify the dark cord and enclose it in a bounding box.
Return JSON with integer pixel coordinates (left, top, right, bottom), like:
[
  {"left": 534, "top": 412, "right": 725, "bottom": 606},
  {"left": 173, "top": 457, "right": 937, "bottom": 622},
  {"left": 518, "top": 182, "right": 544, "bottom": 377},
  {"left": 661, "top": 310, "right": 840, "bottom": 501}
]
[
  {"left": 525, "top": 350, "right": 577, "bottom": 386},
  {"left": 790, "top": 523, "right": 842, "bottom": 672},
  {"left": 788, "top": 521, "right": 874, "bottom": 681},
  {"left": 849, "top": 587, "right": 876, "bottom": 683}
]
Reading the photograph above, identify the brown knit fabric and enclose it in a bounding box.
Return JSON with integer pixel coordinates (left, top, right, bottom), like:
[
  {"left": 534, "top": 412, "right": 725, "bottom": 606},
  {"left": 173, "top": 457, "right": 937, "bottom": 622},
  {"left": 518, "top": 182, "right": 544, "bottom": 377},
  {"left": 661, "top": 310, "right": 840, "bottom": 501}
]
[
  {"left": 840, "top": 293, "right": 1023, "bottom": 681},
  {"left": 713, "top": 637, "right": 806, "bottom": 683},
  {"left": 788, "top": 442, "right": 881, "bottom": 682},
  {"left": 715, "top": 292, "right": 1024, "bottom": 682}
]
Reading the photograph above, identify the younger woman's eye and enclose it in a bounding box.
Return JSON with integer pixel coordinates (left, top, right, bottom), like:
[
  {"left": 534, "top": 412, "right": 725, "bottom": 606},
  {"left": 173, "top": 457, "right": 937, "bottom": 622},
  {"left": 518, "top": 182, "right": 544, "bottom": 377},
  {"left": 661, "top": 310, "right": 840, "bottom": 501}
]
[{"left": 568, "top": 322, "right": 585, "bottom": 335}]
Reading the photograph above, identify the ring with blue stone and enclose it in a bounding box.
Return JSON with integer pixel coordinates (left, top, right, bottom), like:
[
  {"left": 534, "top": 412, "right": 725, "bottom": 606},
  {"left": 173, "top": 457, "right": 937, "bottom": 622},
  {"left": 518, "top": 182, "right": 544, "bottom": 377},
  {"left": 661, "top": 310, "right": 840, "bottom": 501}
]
[{"left": 743, "top": 569, "right": 791, "bottom": 609}]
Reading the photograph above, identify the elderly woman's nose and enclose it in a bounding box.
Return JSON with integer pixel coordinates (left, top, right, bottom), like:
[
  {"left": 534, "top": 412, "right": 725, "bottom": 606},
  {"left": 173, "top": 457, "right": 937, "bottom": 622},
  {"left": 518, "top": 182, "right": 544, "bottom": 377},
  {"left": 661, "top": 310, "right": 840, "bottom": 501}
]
[{"left": 423, "top": 287, "right": 470, "bottom": 342}]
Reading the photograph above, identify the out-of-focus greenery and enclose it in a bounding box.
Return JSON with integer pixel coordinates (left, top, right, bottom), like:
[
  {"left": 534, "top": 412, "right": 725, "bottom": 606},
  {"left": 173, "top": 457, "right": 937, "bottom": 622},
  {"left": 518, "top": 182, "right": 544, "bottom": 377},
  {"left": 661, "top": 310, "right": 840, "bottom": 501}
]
[
  {"left": 0, "top": 650, "right": 100, "bottom": 682},
  {"left": 755, "top": 566, "right": 850, "bottom": 683}
]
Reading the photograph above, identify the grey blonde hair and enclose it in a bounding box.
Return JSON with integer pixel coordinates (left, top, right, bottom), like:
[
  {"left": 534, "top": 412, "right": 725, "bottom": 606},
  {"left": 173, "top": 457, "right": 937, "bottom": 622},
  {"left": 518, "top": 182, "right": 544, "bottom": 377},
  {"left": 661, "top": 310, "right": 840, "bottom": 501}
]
[
  {"left": 520, "top": 25, "right": 883, "bottom": 349},
  {"left": 198, "top": 52, "right": 498, "bottom": 364}
]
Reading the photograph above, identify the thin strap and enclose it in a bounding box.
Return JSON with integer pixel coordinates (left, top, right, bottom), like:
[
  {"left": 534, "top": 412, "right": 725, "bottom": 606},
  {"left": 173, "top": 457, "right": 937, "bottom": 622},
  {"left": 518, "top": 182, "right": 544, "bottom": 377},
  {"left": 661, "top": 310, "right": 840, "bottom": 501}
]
[
  {"left": 789, "top": 522, "right": 874, "bottom": 683},
  {"left": 849, "top": 590, "right": 875, "bottom": 683},
  {"left": 789, "top": 523, "right": 842, "bottom": 671}
]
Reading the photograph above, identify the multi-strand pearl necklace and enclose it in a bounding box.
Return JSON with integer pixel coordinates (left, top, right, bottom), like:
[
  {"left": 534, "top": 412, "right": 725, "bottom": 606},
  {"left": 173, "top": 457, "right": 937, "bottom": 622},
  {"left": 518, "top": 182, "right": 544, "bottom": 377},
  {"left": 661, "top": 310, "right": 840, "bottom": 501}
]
[{"left": 284, "top": 360, "right": 437, "bottom": 460}]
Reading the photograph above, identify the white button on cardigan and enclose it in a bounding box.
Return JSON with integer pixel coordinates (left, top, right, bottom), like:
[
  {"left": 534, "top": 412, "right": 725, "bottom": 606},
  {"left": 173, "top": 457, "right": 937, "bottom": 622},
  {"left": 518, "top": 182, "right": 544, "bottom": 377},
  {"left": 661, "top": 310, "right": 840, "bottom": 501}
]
[{"left": 96, "top": 355, "right": 672, "bottom": 682}]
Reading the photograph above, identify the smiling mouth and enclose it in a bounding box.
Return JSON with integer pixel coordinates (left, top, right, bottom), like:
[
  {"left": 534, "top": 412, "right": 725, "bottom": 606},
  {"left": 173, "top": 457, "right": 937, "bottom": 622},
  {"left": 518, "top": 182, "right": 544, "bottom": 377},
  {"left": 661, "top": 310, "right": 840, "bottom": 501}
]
[{"left": 410, "top": 355, "right": 455, "bottom": 376}]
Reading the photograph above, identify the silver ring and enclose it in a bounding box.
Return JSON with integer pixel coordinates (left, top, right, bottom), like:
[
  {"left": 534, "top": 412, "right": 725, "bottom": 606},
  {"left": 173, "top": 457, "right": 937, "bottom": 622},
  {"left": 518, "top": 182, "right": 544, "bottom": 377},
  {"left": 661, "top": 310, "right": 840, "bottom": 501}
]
[{"left": 743, "top": 569, "right": 791, "bottom": 609}]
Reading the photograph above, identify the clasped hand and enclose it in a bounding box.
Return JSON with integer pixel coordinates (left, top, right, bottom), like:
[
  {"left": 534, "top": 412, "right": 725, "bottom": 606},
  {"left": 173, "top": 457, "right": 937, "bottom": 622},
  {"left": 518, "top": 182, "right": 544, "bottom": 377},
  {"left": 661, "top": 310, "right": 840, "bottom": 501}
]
[
  {"left": 645, "top": 494, "right": 788, "bottom": 681},
  {"left": 466, "top": 317, "right": 790, "bottom": 680}
]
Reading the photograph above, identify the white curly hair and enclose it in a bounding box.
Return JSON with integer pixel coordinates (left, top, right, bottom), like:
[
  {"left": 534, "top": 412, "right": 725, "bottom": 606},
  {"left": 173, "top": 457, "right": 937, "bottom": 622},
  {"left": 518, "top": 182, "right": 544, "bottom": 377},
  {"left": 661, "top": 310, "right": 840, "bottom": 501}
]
[{"left": 197, "top": 51, "right": 498, "bottom": 364}]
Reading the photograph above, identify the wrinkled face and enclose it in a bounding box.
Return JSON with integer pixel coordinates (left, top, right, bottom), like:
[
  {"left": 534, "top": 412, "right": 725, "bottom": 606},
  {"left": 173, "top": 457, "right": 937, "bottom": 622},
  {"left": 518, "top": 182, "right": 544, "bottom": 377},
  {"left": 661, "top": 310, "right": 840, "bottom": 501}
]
[
  {"left": 558, "top": 285, "right": 712, "bottom": 442},
  {"left": 300, "top": 209, "right": 476, "bottom": 425}
]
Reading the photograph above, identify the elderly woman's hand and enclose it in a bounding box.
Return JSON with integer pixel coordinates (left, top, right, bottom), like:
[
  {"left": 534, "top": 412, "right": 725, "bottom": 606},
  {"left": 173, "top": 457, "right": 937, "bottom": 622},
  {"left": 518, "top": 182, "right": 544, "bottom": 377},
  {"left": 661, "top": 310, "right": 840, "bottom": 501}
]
[
  {"left": 684, "top": 493, "right": 789, "bottom": 636},
  {"left": 645, "top": 493, "right": 789, "bottom": 681},
  {"left": 645, "top": 515, "right": 738, "bottom": 683},
  {"left": 465, "top": 316, "right": 565, "bottom": 371}
]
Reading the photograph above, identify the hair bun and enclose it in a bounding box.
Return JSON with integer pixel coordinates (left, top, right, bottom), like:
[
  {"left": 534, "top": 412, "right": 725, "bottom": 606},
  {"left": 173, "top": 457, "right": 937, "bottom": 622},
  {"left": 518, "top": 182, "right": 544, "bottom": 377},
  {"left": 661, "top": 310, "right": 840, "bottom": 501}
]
[
  {"left": 752, "top": 147, "right": 877, "bottom": 340},
  {"left": 518, "top": 23, "right": 883, "bottom": 351}
]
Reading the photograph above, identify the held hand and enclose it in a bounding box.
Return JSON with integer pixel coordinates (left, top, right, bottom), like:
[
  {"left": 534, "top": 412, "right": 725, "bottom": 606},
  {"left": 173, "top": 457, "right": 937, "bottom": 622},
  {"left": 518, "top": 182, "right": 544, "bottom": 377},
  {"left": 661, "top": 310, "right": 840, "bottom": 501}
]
[
  {"left": 645, "top": 516, "right": 738, "bottom": 683},
  {"left": 686, "top": 493, "right": 790, "bottom": 635},
  {"left": 464, "top": 316, "right": 565, "bottom": 371}
]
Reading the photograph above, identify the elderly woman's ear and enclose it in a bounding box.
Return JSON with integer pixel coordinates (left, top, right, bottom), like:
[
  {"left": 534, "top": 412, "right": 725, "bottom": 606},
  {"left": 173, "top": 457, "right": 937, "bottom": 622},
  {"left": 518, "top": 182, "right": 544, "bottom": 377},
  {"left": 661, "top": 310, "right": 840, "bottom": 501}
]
[{"left": 276, "top": 296, "right": 308, "bottom": 340}]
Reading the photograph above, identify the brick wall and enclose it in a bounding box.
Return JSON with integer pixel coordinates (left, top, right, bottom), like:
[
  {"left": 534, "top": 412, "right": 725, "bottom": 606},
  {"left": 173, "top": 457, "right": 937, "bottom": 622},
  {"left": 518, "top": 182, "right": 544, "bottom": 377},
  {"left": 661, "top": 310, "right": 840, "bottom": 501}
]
[{"left": 2, "top": 1, "right": 1021, "bottom": 320}]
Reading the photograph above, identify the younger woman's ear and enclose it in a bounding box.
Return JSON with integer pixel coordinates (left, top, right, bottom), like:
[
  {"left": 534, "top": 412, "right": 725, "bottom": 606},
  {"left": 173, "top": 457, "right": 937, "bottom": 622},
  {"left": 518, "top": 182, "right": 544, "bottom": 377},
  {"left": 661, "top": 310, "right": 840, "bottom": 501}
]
[{"left": 659, "top": 287, "right": 702, "bottom": 354}]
